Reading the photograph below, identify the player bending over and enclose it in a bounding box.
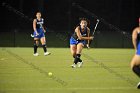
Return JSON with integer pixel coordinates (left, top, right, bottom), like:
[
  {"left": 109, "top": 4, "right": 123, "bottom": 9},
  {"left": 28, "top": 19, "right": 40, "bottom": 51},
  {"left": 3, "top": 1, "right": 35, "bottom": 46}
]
[
  {"left": 33, "top": 12, "right": 50, "bottom": 56},
  {"left": 131, "top": 17, "right": 140, "bottom": 89},
  {"left": 70, "top": 18, "right": 93, "bottom": 68}
]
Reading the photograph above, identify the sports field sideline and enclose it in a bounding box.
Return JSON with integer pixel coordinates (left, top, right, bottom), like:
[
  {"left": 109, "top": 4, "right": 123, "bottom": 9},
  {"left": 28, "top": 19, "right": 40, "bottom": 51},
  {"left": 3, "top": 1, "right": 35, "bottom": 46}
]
[{"left": 0, "top": 48, "right": 139, "bottom": 93}]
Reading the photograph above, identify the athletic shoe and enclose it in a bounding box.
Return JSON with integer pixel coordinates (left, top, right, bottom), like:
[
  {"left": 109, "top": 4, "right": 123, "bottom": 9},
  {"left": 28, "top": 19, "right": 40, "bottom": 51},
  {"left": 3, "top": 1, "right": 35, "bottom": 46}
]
[
  {"left": 33, "top": 53, "right": 39, "bottom": 56},
  {"left": 44, "top": 52, "right": 51, "bottom": 56},
  {"left": 71, "top": 63, "right": 76, "bottom": 68},
  {"left": 137, "top": 82, "right": 140, "bottom": 89},
  {"left": 77, "top": 61, "right": 83, "bottom": 68}
]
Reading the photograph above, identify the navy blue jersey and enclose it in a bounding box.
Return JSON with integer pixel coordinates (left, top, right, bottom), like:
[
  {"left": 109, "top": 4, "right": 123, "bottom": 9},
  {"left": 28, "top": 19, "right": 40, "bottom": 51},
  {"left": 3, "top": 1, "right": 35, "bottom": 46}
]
[
  {"left": 137, "top": 32, "right": 140, "bottom": 44},
  {"left": 72, "top": 26, "right": 88, "bottom": 40},
  {"left": 36, "top": 18, "right": 44, "bottom": 29},
  {"left": 136, "top": 32, "right": 140, "bottom": 55},
  {"left": 137, "top": 32, "right": 140, "bottom": 47}
]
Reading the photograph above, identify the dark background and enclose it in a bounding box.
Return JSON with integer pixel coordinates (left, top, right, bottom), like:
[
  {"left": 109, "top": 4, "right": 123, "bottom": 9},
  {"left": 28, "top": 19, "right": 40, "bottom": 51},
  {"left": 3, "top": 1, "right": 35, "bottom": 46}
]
[{"left": 0, "top": 0, "right": 140, "bottom": 47}]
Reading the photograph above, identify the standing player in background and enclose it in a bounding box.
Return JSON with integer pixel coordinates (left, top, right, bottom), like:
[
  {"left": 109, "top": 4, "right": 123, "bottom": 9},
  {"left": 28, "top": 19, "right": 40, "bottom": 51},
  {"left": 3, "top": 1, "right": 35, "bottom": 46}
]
[
  {"left": 70, "top": 18, "right": 93, "bottom": 68},
  {"left": 33, "top": 12, "right": 50, "bottom": 56},
  {"left": 131, "top": 17, "right": 140, "bottom": 89}
]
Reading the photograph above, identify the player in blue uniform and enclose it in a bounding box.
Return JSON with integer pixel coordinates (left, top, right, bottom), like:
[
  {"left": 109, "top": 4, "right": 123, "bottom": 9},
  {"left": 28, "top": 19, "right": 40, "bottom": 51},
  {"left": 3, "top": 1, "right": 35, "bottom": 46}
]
[
  {"left": 131, "top": 17, "right": 140, "bottom": 89},
  {"left": 70, "top": 18, "right": 93, "bottom": 68},
  {"left": 33, "top": 12, "right": 50, "bottom": 56}
]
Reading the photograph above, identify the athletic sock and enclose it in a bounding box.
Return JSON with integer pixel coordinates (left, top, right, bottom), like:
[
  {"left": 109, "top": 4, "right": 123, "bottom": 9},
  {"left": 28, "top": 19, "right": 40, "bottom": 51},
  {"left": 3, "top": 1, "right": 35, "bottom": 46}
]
[
  {"left": 42, "top": 44, "right": 47, "bottom": 53},
  {"left": 132, "top": 65, "right": 140, "bottom": 77},
  {"left": 76, "top": 54, "right": 82, "bottom": 62},
  {"left": 79, "top": 58, "right": 82, "bottom": 62},
  {"left": 74, "top": 54, "right": 81, "bottom": 64},
  {"left": 73, "top": 56, "right": 82, "bottom": 62},
  {"left": 34, "top": 45, "right": 38, "bottom": 54}
]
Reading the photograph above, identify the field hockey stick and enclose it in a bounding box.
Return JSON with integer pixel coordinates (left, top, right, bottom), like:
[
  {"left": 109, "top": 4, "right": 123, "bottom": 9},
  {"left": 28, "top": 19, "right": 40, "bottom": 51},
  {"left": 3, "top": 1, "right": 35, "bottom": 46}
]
[
  {"left": 87, "top": 19, "right": 100, "bottom": 48},
  {"left": 30, "top": 27, "right": 48, "bottom": 38},
  {"left": 30, "top": 31, "right": 39, "bottom": 38},
  {"left": 92, "top": 19, "right": 99, "bottom": 36},
  {"left": 31, "top": 34, "right": 35, "bottom": 37}
]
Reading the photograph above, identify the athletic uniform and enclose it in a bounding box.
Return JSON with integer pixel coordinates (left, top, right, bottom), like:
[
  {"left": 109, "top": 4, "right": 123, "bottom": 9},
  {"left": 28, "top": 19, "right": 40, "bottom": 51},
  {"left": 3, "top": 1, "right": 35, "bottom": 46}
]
[
  {"left": 34, "top": 18, "right": 45, "bottom": 38},
  {"left": 136, "top": 32, "right": 140, "bottom": 55},
  {"left": 33, "top": 18, "right": 50, "bottom": 56},
  {"left": 70, "top": 26, "right": 88, "bottom": 68},
  {"left": 133, "top": 31, "right": 140, "bottom": 89},
  {"left": 70, "top": 26, "right": 88, "bottom": 45}
]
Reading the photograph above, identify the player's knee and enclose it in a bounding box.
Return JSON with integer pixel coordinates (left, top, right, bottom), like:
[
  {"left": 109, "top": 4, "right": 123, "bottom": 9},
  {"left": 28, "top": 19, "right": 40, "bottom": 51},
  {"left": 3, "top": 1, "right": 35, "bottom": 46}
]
[
  {"left": 70, "top": 48, "right": 76, "bottom": 54},
  {"left": 41, "top": 38, "right": 46, "bottom": 43},
  {"left": 131, "top": 61, "right": 140, "bottom": 69},
  {"left": 34, "top": 40, "right": 39, "bottom": 46},
  {"left": 76, "top": 49, "right": 82, "bottom": 54},
  {"left": 71, "top": 49, "right": 76, "bottom": 54},
  {"left": 41, "top": 40, "right": 46, "bottom": 45},
  {"left": 130, "top": 60, "right": 140, "bottom": 70},
  {"left": 42, "top": 43, "right": 46, "bottom": 46},
  {"left": 42, "top": 43, "right": 47, "bottom": 47},
  {"left": 77, "top": 43, "right": 84, "bottom": 47}
]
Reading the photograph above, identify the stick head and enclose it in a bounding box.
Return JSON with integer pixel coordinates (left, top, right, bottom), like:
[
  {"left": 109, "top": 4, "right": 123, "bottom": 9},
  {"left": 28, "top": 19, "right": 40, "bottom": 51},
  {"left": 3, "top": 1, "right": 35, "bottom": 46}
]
[
  {"left": 97, "top": 19, "right": 99, "bottom": 22},
  {"left": 31, "top": 34, "right": 34, "bottom": 37}
]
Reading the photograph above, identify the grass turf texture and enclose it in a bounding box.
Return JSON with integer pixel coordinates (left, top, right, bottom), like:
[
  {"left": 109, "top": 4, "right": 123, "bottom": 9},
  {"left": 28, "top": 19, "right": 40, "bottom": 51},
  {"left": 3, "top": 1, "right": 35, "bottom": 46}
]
[{"left": 0, "top": 48, "right": 139, "bottom": 93}]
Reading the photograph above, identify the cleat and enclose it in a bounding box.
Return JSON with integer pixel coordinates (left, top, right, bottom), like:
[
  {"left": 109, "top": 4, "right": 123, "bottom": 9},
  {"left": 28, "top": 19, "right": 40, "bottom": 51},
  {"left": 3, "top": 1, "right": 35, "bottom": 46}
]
[
  {"left": 33, "top": 53, "right": 39, "bottom": 56},
  {"left": 44, "top": 52, "right": 51, "bottom": 56},
  {"left": 137, "top": 82, "right": 140, "bottom": 89},
  {"left": 77, "top": 61, "right": 83, "bottom": 68},
  {"left": 71, "top": 63, "right": 76, "bottom": 68}
]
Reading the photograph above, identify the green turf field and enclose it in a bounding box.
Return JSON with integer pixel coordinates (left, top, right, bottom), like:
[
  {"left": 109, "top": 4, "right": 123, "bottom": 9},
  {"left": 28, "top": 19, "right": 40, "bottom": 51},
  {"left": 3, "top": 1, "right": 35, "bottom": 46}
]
[{"left": 0, "top": 48, "right": 139, "bottom": 93}]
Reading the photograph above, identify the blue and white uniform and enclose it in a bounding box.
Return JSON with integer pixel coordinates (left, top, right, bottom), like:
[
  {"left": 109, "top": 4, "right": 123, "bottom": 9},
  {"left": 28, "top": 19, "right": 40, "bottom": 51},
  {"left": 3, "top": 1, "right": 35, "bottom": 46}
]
[
  {"left": 34, "top": 18, "right": 45, "bottom": 38},
  {"left": 70, "top": 26, "right": 88, "bottom": 45},
  {"left": 136, "top": 32, "right": 140, "bottom": 55}
]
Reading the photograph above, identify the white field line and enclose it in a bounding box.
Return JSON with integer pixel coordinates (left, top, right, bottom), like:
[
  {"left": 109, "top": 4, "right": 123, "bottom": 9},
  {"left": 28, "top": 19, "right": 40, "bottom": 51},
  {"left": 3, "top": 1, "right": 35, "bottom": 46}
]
[{"left": 4, "top": 87, "right": 136, "bottom": 90}]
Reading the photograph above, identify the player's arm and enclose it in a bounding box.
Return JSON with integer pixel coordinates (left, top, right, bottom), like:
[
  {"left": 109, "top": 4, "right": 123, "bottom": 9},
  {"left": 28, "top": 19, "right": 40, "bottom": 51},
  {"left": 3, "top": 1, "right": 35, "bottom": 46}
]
[
  {"left": 42, "top": 19, "right": 46, "bottom": 33},
  {"left": 75, "top": 27, "right": 93, "bottom": 40},
  {"left": 132, "top": 28, "right": 138, "bottom": 51},
  {"left": 33, "top": 19, "right": 39, "bottom": 35}
]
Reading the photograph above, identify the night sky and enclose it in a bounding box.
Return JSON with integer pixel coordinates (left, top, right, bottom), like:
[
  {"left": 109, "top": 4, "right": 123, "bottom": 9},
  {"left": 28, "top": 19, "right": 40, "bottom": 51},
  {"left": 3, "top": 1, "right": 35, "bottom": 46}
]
[{"left": 0, "top": 0, "right": 140, "bottom": 32}]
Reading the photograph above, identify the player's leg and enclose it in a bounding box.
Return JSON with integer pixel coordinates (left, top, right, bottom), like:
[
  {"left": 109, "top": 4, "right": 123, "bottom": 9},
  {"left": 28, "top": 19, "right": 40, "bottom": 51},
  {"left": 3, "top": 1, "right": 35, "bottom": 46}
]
[
  {"left": 40, "top": 37, "right": 51, "bottom": 56},
  {"left": 131, "top": 55, "right": 140, "bottom": 77},
  {"left": 40, "top": 37, "right": 46, "bottom": 52},
  {"left": 131, "top": 55, "right": 140, "bottom": 89},
  {"left": 33, "top": 38, "right": 39, "bottom": 56},
  {"left": 70, "top": 45, "right": 77, "bottom": 68},
  {"left": 75, "top": 43, "right": 84, "bottom": 67},
  {"left": 70, "top": 37, "right": 78, "bottom": 68},
  {"left": 70, "top": 45, "right": 77, "bottom": 58}
]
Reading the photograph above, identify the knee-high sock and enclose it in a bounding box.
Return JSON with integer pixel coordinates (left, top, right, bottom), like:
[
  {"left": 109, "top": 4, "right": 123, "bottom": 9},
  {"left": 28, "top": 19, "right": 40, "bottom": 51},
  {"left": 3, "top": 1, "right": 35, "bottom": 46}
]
[
  {"left": 74, "top": 54, "right": 81, "bottom": 64},
  {"left": 34, "top": 45, "right": 38, "bottom": 54},
  {"left": 42, "top": 44, "right": 47, "bottom": 53},
  {"left": 132, "top": 65, "right": 140, "bottom": 77},
  {"left": 34, "top": 40, "right": 38, "bottom": 54}
]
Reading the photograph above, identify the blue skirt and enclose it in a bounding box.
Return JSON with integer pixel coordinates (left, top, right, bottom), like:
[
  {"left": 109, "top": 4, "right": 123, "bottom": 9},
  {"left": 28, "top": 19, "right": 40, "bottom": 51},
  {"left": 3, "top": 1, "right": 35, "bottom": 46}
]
[{"left": 70, "top": 37, "right": 86, "bottom": 45}]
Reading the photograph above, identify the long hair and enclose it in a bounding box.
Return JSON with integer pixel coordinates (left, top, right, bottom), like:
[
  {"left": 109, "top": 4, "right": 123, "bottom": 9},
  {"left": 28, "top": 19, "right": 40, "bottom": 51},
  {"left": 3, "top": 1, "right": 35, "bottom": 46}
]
[{"left": 73, "top": 17, "right": 90, "bottom": 31}]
